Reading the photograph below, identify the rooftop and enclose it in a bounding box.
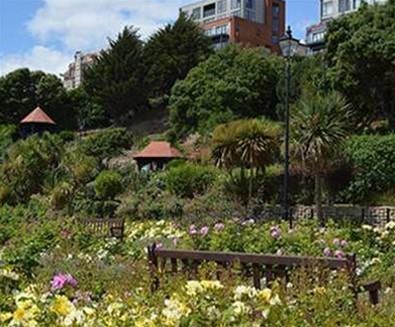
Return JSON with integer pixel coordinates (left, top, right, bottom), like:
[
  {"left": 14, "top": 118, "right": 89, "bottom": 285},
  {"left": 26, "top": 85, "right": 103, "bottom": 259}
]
[
  {"left": 20, "top": 106, "right": 56, "bottom": 125},
  {"left": 133, "top": 141, "right": 182, "bottom": 159}
]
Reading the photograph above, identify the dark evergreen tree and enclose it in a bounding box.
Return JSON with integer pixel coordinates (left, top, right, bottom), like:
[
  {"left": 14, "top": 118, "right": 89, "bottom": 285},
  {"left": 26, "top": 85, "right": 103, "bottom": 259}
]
[
  {"left": 143, "top": 12, "right": 213, "bottom": 108},
  {"left": 84, "top": 26, "right": 145, "bottom": 124},
  {"left": 325, "top": 0, "right": 395, "bottom": 130}
]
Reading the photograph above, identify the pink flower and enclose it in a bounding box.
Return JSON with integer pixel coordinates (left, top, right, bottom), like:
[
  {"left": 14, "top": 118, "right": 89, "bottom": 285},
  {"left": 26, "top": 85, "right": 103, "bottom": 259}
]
[
  {"left": 332, "top": 238, "right": 340, "bottom": 246},
  {"left": 270, "top": 226, "right": 281, "bottom": 239},
  {"left": 323, "top": 248, "right": 332, "bottom": 257},
  {"left": 334, "top": 250, "right": 346, "bottom": 259},
  {"left": 189, "top": 225, "right": 197, "bottom": 235},
  {"left": 340, "top": 240, "right": 348, "bottom": 248},
  {"left": 214, "top": 223, "right": 225, "bottom": 232},
  {"left": 156, "top": 243, "right": 163, "bottom": 249},
  {"left": 51, "top": 273, "right": 78, "bottom": 291},
  {"left": 200, "top": 226, "right": 209, "bottom": 236}
]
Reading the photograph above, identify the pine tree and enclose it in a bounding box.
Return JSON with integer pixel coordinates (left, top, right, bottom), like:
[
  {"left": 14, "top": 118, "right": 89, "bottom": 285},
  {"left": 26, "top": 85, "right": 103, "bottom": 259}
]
[
  {"left": 84, "top": 27, "right": 145, "bottom": 124},
  {"left": 143, "top": 12, "right": 212, "bottom": 107}
]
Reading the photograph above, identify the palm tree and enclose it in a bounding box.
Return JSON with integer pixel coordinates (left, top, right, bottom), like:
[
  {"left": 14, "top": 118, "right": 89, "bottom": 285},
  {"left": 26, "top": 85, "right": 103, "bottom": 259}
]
[
  {"left": 212, "top": 119, "right": 282, "bottom": 205},
  {"left": 291, "top": 92, "right": 352, "bottom": 224}
]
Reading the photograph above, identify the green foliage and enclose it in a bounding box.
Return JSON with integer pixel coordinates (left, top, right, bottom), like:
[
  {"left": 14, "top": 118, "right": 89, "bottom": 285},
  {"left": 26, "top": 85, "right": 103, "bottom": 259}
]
[
  {"left": 143, "top": 12, "right": 212, "bottom": 107},
  {"left": 0, "top": 133, "right": 64, "bottom": 204},
  {"left": 169, "top": 45, "right": 283, "bottom": 136},
  {"left": 325, "top": 0, "right": 395, "bottom": 129},
  {"left": 79, "top": 128, "right": 132, "bottom": 161},
  {"left": 0, "top": 124, "right": 17, "bottom": 162},
  {"left": 164, "top": 163, "right": 217, "bottom": 198},
  {"left": 291, "top": 92, "right": 353, "bottom": 174},
  {"left": 223, "top": 169, "right": 264, "bottom": 206},
  {"left": 0, "top": 68, "right": 77, "bottom": 129},
  {"left": 84, "top": 27, "right": 146, "bottom": 124},
  {"left": 342, "top": 134, "right": 395, "bottom": 203},
  {"left": 212, "top": 118, "right": 282, "bottom": 170},
  {"left": 94, "top": 170, "right": 124, "bottom": 200},
  {"left": 68, "top": 87, "right": 108, "bottom": 130}
]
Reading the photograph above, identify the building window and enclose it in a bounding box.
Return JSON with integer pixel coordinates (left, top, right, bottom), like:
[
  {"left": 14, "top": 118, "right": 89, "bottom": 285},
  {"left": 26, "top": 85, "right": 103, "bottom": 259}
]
[
  {"left": 272, "top": 17, "right": 280, "bottom": 33},
  {"left": 217, "top": 0, "right": 227, "bottom": 13},
  {"left": 322, "top": 1, "right": 333, "bottom": 16},
  {"left": 231, "top": 0, "right": 241, "bottom": 10},
  {"left": 353, "top": 0, "right": 361, "bottom": 9},
  {"left": 245, "top": 0, "right": 255, "bottom": 10},
  {"left": 216, "top": 24, "right": 229, "bottom": 35},
  {"left": 192, "top": 7, "right": 201, "bottom": 20},
  {"left": 272, "top": 3, "right": 280, "bottom": 17},
  {"left": 203, "top": 3, "right": 216, "bottom": 17},
  {"left": 245, "top": 10, "right": 256, "bottom": 21},
  {"left": 339, "top": 0, "right": 350, "bottom": 12},
  {"left": 231, "top": 9, "right": 241, "bottom": 17},
  {"left": 272, "top": 35, "right": 279, "bottom": 44},
  {"left": 312, "top": 32, "right": 325, "bottom": 42}
]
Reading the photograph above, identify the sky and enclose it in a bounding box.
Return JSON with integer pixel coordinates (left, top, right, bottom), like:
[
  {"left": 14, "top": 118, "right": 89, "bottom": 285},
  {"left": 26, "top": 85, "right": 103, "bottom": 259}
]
[{"left": 0, "top": 0, "right": 319, "bottom": 77}]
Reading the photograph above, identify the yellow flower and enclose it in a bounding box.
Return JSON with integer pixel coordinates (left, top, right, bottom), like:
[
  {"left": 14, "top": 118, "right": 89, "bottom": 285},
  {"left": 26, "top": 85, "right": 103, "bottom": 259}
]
[
  {"left": 0, "top": 312, "right": 12, "bottom": 322},
  {"left": 13, "top": 307, "right": 27, "bottom": 321},
  {"left": 51, "top": 295, "right": 73, "bottom": 316},
  {"left": 257, "top": 288, "right": 272, "bottom": 303},
  {"left": 201, "top": 280, "right": 223, "bottom": 291}
]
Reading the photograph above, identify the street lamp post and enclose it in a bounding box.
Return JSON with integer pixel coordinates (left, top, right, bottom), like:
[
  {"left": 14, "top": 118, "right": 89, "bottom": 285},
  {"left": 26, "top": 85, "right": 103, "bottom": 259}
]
[{"left": 279, "top": 26, "right": 304, "bottom": 229}]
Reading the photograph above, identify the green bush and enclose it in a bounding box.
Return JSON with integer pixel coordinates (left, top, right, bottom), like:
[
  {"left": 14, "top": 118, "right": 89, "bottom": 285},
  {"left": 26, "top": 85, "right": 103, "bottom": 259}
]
[
  {"left": 342, "top": 134, "right": 395, "bottom": 203},
  {"left": 0, "top": 133, "right": 64, "bottom": 204},
  {"left": 94, "top": 170, "right": 124, "bottom": 200},
  {"left": 0, "top": 124, "right": 17, "bottom": 162},
  {"left": 164, "top": 163, "right": 217, "bottom": 198},
  {"left": 80, "top": 128, "right": 132, "bottom": 160}
]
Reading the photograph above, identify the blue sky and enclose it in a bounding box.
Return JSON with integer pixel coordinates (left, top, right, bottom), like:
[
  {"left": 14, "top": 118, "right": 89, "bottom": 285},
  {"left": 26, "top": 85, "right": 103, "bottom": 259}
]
[{"left": 0, "top": 0, "right": 318, "bottom": 76}]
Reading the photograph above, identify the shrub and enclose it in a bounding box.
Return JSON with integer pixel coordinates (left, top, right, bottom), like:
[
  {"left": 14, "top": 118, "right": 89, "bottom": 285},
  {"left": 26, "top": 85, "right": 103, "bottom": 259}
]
[
  {"left": 94, "top": 170, "right": 124, "bottom": 200},
  {"left": 164, "top": 163, "right": 217, "bottom": 198},
  {"left": 342, "top": 134, "right": 395, "bottom": 203},
  {"left": 0, "top": 124, "right": 17, "bottom": 162},
  {"left": 0, "top": 133, "right": 64, "bottom": 204},
  {"left": 80, "top": 128, "right": 132, "bottom": 160}
]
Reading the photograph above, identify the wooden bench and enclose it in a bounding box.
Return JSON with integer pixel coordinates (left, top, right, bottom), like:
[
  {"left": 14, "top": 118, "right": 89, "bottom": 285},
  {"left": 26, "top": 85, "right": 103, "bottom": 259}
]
[
  {"left": 147, "top": 244, "right": 381, "bottom": 304},
  {"left": 80, "top": 218, "right": 125, "bottom": 240}
]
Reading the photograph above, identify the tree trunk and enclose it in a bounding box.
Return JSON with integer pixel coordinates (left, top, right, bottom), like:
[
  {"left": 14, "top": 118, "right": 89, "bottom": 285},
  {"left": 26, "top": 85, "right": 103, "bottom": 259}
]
[{"left": 315, "top": 174, "right": 324, "bottom": 226}]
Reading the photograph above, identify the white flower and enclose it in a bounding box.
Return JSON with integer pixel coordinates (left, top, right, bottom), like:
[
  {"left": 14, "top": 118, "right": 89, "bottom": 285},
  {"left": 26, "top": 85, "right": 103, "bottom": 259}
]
[
  {"left": 186, "top": 281, "right": 203, "bottom": 296},
  {"left": 233, "top": 285, "right": 257, "bottom": 300}
]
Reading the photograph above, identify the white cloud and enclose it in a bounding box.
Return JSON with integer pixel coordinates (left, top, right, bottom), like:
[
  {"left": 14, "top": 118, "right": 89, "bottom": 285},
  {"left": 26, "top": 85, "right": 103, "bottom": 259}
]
[
  {"left": 27, "top": 0, "right": 188, "bottom": 50},
  {"left": 1, "top": 0, "right": 190, "bottom": 76},
  {"left": 0, "top": 46, "right": 71, "bottom": 76}
]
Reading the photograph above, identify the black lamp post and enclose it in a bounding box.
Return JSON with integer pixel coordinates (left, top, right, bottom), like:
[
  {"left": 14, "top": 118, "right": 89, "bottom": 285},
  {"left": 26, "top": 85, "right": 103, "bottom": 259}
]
[{"left": 278, "top": 26, "right": 304, "bottom": 229}]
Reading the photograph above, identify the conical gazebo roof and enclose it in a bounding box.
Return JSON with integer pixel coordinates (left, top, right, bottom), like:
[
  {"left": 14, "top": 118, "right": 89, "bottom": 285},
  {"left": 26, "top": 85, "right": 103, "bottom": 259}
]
[
  {"left": 133, "top": 141, "right": 182, "bottom": 159},
  {"left": 20, "top": 106, "right": 56, "bottom": 125}
]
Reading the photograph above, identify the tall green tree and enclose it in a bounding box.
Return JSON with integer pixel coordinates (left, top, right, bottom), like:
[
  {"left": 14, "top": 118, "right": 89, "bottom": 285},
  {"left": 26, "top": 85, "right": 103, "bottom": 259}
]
[
  {"left": 291, "top": 92, "right": 352, "bottom": 223},
  {"left": 0, "top": 68, "right": 76, "bottom": 129},
  {"left": 169, "top": 45, "right": 283, "bottom": 137},
  {"left": 84, "top": 27, "right": 145, "bottom": 124},
  {"left": 325, "top": 0, "right": 395, "bottom": 130},
  {"left": 144, "top": 12, "right": 212, "bottom": 108},
  {"left": 212, "top": 119, "right": 282, "bottom": 205}
]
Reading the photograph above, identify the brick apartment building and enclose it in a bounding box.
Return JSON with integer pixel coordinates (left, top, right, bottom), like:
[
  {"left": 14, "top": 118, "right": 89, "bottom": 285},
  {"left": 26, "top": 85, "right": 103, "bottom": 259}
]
[
  {"left": 180, "top": 0, "right": 285, "bottom": 52},
  {"left": 306, "top": 0, "right": 387, "bottom": 54}
]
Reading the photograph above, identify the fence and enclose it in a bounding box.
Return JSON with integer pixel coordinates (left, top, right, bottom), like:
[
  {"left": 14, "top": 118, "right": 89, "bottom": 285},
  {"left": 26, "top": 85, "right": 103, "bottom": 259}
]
[
  {"left": 184, "top": 205, "right": 395, "bottom": 227},
  {"left": 79, "top": 218, "right": 125, "bottom": 240},
  {"left": 148, "top": 244, "right": 381, "bottom": 304}
]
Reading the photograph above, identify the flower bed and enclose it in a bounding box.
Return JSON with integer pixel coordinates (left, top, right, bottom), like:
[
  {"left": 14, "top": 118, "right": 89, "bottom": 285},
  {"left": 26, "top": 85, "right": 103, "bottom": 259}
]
[{"left": 1, "top": 216, "right": 395, "bottom": 325}]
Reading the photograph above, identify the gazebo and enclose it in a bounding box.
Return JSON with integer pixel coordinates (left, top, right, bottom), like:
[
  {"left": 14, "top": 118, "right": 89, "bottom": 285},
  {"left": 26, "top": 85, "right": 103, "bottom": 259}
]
[
  {"left": 20, "top": 106, "right": 56, "bottom": 137},
  {"left": 133, "top": 141, "right": 182, "bottom": 171}
]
